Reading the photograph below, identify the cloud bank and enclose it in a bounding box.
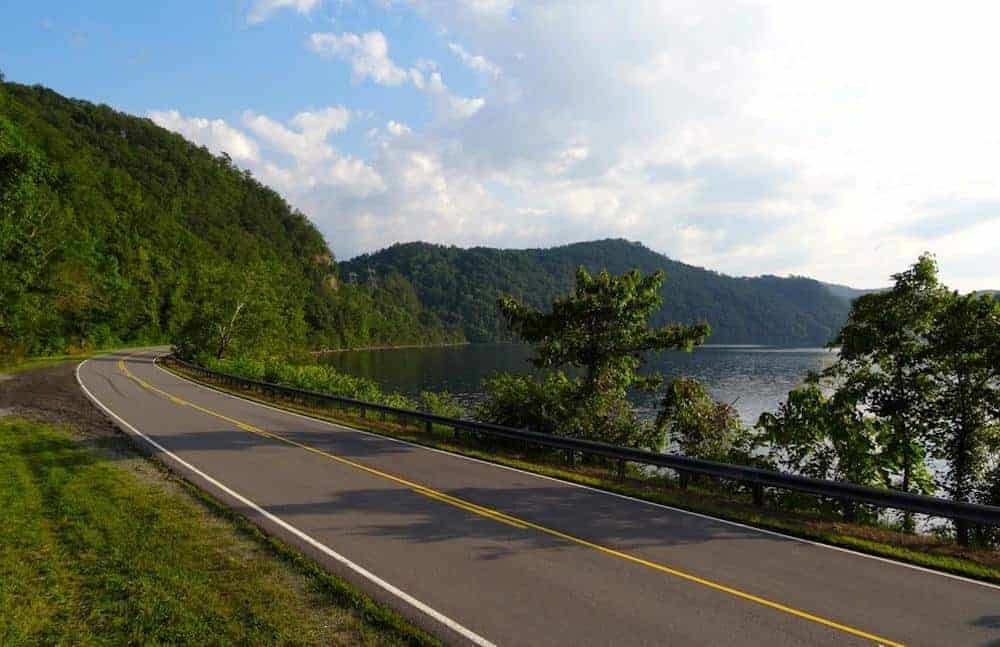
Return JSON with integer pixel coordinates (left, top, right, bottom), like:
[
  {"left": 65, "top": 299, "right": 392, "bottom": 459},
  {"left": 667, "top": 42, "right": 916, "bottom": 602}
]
[{"left": 155, "top": 1, "right": 1000, "bottom": 290}]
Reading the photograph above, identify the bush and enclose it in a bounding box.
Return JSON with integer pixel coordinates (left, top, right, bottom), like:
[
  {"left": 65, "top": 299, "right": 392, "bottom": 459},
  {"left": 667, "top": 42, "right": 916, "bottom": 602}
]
[
  {"left": 201, "top": 356, "right": 415, "bottom": 409},
  {"left": 419, "top": 391, "right": 466, "bottom": 419}
]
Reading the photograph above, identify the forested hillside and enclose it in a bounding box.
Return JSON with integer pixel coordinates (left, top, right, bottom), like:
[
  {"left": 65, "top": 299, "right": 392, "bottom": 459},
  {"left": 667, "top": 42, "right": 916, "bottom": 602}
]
[
  {"left": 0, "top": 81, "right": 459, "bottom": 361},
  {"left": 342, "top": 240, "right": 855, "bottom": 345}
]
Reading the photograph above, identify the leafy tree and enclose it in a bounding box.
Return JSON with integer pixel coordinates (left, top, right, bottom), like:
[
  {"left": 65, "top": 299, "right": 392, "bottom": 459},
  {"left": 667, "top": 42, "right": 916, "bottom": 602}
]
[
  {"left": 757, "top": 381, "right": 894, "bottom": 489},
  {"left": 498, "top": 267, "right": 709, "bottom": 400},
  {"left": 481, "top": 268, "right": 709, "bottom": 449},
  {"left": 828, "top": 254, "right": 947, "bottom": 497},
  {"left": 657, "top": 377, "right": 755, "bottom": 463},
  {"left": 924, "top": 292, "right": 1000, "bottom": 544},
  {"left": 173, "top": 260, "right": 305, "bottom": 359}
]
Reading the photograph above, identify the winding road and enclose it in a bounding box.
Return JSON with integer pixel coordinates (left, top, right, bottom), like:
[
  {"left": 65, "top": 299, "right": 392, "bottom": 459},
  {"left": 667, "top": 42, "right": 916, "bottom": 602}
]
[{"left": 77, "top": 349, "right": 999, "bottom": 646}]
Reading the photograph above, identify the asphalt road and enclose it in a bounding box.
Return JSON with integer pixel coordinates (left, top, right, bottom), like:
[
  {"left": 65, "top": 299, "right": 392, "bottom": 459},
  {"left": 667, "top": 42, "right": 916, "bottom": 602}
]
[{"left": 77, "top": 349, "right": 999, "bottom": 646}]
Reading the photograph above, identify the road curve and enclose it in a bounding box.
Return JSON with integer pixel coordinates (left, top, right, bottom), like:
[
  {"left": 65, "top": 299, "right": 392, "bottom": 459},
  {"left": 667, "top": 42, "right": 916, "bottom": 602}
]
[{"left": 77, "top": 349, "right": 998, "bottom": 647}]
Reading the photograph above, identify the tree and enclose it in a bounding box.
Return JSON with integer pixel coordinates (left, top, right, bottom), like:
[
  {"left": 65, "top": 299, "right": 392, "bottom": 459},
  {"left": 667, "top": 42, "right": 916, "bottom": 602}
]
[
  {"left": 0, "top": 118, "right": 64, "bottom": 359},
  {"left": 657, "top": 377, "right": 752, "bottom": 463},
  {"left": 173, "top": 260, "right": 305, "bottom": 360},
  {"left": 483, "top": 267, "right": 709, "bottom": 449},
  {"left": 757, "top": 380, "right": 895, "bottom": 520},
  {"left": 758, "top": 381, "right": 893, "bottom": 487},
  {"left": 498, "top": 267, "right": 710, "bottom": 400},
  {"left": 828, "top": 254, "right": 947, "bottom": 498},
  {"left": 924, "top": 292, "right": 1000, "bottom": 545}
]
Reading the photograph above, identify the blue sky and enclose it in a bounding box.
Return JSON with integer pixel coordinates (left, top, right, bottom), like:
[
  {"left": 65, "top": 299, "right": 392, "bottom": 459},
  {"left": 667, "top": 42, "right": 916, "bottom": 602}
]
[{"left": 2, "top": 1, "right": 999, "bottom": 290}]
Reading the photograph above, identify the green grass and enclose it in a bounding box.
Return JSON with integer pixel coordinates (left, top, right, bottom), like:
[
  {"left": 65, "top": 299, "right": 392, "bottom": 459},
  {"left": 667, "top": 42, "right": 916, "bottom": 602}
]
[
  {"left": 0, "top": 417, "right": 439, "bottom": 646},
  {"left": 0, "top": 344, "right": 157, "bottom": 375},
  {"left": 171, "top": 367, "right": 1000, "bottom": 586}
]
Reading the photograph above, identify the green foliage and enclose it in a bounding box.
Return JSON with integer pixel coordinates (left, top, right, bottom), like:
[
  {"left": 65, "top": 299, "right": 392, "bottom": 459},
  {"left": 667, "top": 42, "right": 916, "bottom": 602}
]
[
  {"left": 174, "top": 260, "right": 306, "bottom": 359},
  {"left": 757, "top": 382, "right": 894, "bottom": 489},
  {"left": 498, "top": 267, "right": 709, "bottom": 395},
  {"left": 658, "top": 377, "right": 759, "bottom": 464},
  {"left": 419, "top": 391, "right": 466, "bottom": 419},
  {"left": 0, "top": 80, "right": 459, "bottom": 360},
  {"left": 342, "top": 239, "right": 855, "bottom": 345},
  {"left": 828, "top": 253, "right": 947, "bottom": 495},
  {"left": 203, "top": 356, "right": 412, "bottom": 409},
  {"left": 924, "top": 293, "right": 1000, "bottom": 510},
  {"left": 481, "top": 268, "right": 707, "bottom": 450},
  {"left": 477, "top": 371, "right": 579, "bottom": 436}
]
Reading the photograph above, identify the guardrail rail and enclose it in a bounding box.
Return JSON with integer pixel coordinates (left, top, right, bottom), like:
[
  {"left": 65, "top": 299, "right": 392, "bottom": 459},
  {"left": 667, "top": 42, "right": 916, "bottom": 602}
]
[{"left": 162, "top": 355, "right": 1000, "bottom": 530}]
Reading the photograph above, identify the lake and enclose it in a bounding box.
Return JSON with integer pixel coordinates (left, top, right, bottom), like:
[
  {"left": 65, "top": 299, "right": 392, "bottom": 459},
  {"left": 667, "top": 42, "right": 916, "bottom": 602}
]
[{"left": 318, "top": 344, "right": 838, "bottom": 424}]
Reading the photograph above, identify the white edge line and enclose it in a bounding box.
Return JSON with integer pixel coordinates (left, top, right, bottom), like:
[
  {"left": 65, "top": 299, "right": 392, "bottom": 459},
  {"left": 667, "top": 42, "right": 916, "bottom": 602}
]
[
  {"left": 75, "top": 356, "right": 498, "bottom": 647},
  {"left": 150, "top": 351, "right": 1000, "bottom": 592}
]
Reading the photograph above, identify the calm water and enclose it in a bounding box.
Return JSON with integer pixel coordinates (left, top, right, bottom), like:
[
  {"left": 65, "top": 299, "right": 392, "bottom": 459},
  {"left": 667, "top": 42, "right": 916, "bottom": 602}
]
[{"left": 319, "top": 344, "right": 837, "bottom": 424}]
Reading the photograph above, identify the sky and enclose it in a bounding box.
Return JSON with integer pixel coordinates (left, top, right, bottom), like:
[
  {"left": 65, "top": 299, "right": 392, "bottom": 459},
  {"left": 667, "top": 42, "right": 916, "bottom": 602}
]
[{"left": 2, "top": 1, "right": 999, "bottom": 290}]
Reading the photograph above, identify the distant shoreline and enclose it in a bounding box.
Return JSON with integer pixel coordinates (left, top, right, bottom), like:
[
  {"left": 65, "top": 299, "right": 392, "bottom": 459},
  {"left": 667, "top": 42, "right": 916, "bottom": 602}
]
[{"left": 309, "top": 341, "right": 470, "bottom": 355}]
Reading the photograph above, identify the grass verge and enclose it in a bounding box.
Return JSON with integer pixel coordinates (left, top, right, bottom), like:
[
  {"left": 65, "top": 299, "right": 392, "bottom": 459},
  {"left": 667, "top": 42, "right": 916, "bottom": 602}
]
[
  {"left": 168, "top": 364, "right": 1000, "bottom": 586},
  {"left": 0, "top": 344, "right": 158, "bottom": 375},
  {"left": 0, "top": 416, "right": 439, "bottom": 646}
]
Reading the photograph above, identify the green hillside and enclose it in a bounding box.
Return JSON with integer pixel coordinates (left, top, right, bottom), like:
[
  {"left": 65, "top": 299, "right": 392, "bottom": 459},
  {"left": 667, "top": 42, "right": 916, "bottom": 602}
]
[
  {"left": 342, "top": 239, "right": 855, "bottom": 345},
  {"left": 0, "top": 81, "right": 459, "bottom": 360}
]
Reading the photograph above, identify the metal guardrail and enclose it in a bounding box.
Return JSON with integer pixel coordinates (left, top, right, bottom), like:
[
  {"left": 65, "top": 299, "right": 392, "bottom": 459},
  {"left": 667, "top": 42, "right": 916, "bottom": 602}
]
[{"left": 163, "top": 355, "right": 1000, "bottom": 526}]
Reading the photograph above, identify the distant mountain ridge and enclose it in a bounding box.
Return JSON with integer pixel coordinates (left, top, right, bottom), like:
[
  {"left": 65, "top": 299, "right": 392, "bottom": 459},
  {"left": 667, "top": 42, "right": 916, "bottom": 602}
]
[
  {"left": 820, "top": 282, "right": 885, "bottom": 302},
  {"left": 342, "top": 239, "right": 860, "bottom": 346}
]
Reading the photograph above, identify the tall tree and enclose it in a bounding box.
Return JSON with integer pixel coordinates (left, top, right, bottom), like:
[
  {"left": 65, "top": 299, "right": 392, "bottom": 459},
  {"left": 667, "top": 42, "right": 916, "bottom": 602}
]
[
  {"left": 924, "top": 292, "right": 1000, "bottom": 544},
  {"left": 757, "top": 381, "right": 894, "bottom": 490},
  {"left": 485, "top": 267, "right": 709, "bottom": 449},
  {"left": 498, "top": 267, "right": 709, "bottom": 400},
  {"left": 173, "top": 260, "right": 306, "bottom": 360},
  {"left": 829, "top": 254, "right": 947, "bottom": 498}
]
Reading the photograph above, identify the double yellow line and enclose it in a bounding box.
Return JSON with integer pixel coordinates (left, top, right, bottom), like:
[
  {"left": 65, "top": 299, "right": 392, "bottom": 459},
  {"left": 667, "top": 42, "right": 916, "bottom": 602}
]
[{"left": 119, "top": 354, "right": 902, "bottom": 647}]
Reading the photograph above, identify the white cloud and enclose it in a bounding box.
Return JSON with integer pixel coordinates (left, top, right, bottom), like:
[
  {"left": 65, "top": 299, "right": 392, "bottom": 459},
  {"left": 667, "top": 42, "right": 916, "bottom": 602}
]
[
  {"left": 243, "top": 106, "right": 351, "bottom": 165},
  {"left": 306, "top": 30, "right": 485, "bottom": 120},
  {"left": 160, "top": 1, "right": 1000, "bottom": 290},
  {"left": 147, "top": 109, "right": 259, "bottom": 161},
  {"left": 247, "top": 0, "right": 319, "bottom": 24},
  {"left": 386, "top": 120, "right": 412, "bottom": 136},
  {"left": 152, "top": 106, "right": 384, "bottom": 208},
  {"left": 283, "top": 0, "right": 996, "bottom": 291},
  {"left": 309, "top": 31, "right": 409, "bottom": 85},
  {"left": 448, "top": 42, "right": 501, "bottom": 77}
]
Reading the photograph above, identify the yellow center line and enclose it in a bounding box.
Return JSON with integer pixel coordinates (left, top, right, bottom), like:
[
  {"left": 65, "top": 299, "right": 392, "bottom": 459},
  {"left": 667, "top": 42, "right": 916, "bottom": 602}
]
[{"left": 118, "top": 352, "right": 903, "bottom": 647}]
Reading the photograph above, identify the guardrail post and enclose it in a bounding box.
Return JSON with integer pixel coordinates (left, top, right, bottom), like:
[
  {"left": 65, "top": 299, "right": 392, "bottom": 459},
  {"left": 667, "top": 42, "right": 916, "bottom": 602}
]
[
  {"left": 616, "top": 458, "right": 626, "bottom": 480},
  {"left": 678, "top": 470, "right": 689, "bottom": 491},
  {"left": 425, "top": 420, "right": 432, "bottom": 433},
  {"left": 956, "top": 520, "right": 970, "bottom": 547},
  {"left": 566, "top": 449, "right": 575, "bottom": 467},
  {"left": 841, "top": 499, "right": 856, "bottom": 523},
  {"left": 752, "top": 483, "right": 764, "bottom": 507}
]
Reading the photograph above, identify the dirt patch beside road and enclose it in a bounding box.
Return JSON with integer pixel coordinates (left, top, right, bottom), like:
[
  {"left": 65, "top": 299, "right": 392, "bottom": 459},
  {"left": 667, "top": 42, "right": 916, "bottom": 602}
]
[{"left": 0, "top": 360, "right": 114, "bottom": 435}]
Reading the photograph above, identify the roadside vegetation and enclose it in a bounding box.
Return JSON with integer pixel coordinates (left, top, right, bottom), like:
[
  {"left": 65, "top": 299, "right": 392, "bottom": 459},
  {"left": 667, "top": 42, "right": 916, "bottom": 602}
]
[
  {"left": 0, "top": 79, "right": 459, "bottom": 366},
  {"left": 176, "top": 254, "right": 1000, "bottom": 568},
  {"left": 0, "top": 415, "right": 437, "bottom": 646},
  {"left": 168, "top": 362, "right": 1000, "bottom": 583}
]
